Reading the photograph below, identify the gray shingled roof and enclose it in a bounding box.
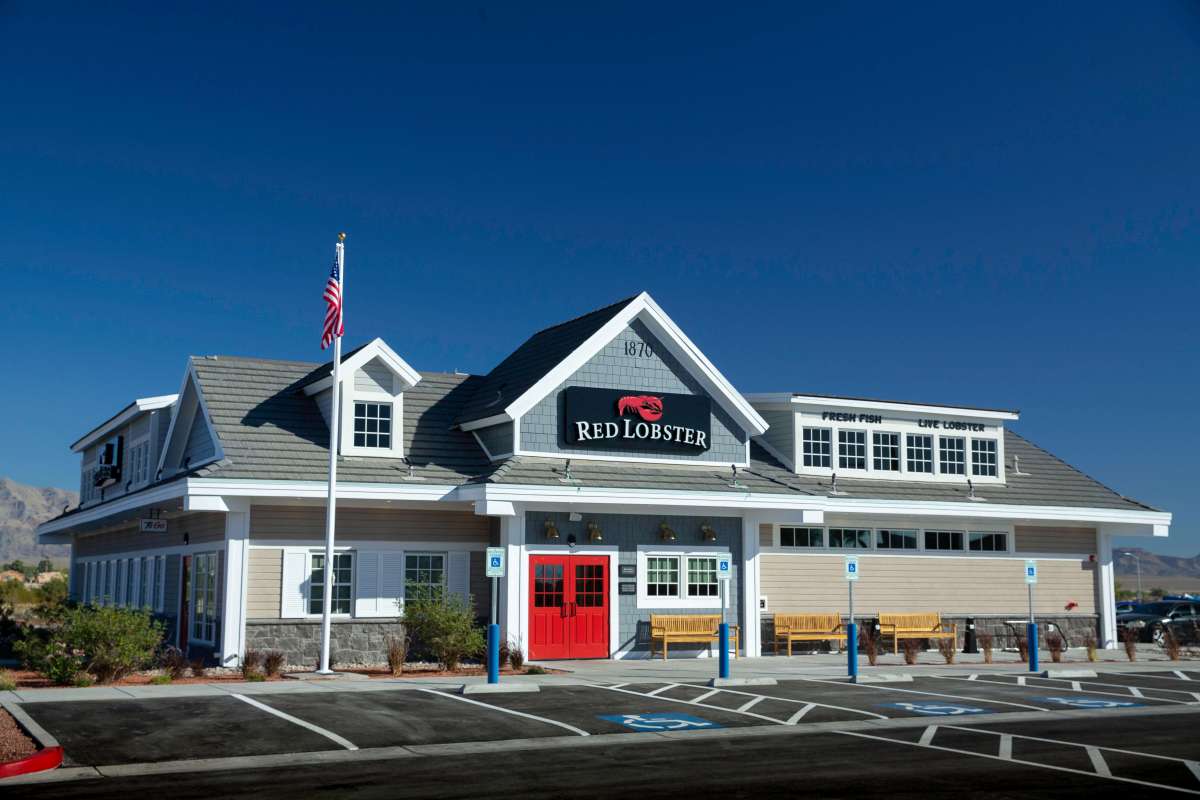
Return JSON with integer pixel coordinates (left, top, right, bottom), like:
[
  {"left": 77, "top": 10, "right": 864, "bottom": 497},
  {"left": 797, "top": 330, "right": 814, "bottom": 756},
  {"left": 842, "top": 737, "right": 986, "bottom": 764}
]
[{"left": 454, "top": 295, "right": 639, "bottom": 425}]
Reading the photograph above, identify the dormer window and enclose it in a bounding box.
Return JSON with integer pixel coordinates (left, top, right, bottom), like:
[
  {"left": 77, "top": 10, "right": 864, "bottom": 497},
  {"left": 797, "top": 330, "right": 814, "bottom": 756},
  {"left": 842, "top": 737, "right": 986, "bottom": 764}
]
[
  {"left": 939, "top": 436, "right": 965, "bottom": 475},
  {"left": 906, "top": 434, "right": 933, "bottom": 473},
  {"left": 838, "top": 430, "right": 866, "bottom": 470},
  {"left": 872, "top": 432, "right": 900, "bottom": 472},
  {"left": 353, "top": 402, "right": 393, "bottom": 449},
  {"left": 802, "top": 427, "right": 831, "bottom": 468},
  {"left": 971, "top": 438, "right": 998, "bottom": 477}
]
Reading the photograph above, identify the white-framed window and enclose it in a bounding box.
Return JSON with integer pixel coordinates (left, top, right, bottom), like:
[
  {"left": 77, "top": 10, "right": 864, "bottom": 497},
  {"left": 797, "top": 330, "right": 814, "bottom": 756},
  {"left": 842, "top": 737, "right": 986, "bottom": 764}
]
[
  {"left": 906, "top": 434, "right": 933, "bottom": 473},
  {"left": 829, "top": 528, "right": 870, "bottom": 549},
  {"left": 876, "top": 529, "right": 918, "bottom": 550},
  {"left": 802, "top": 427, "right": 832, "bottom": 468},
  {"left": 686, "top": 557, "right": 718, "bottom": 597},
  {"left": 404, "top": 553, "right": 446, "bottom": 597},
  {"left": 969, "top": 531, "right": 1008, "bottom": 552},
  {"left": 838, "top": 430, "right": 866, "bottom": 470},
  {"left": 872, "top": 432, "right": 900, "bottom": 472},
  {"left": 971, "top": 438, "right": 998, "bottom": 477},
  {"left": 192, "top": 552, "right": 219, "bottom": 643},
  {"left": 352, "top": 401, "right": 393, "bottom": 450},
  {"left": 646, "top": 556, "right": 679, "bottom": 597},
  {"left": 124, "top": 558, "right": 135, "bottom": 607},
  {"left": 925, "top": 530, "right": 964, "bottom": 551},
  {"left": 153, "top": 555, "right": 165, "bottom": 612},
  {"left": 138, "top": 557, "right": 149, "bottom": 608},
  {"left": 939, "top": 436, "right": 965, "bottom": 475},
  {"left": 779, "top": 527, "right": 824, "bottom": 548},
  {"left": 310, "top": 552, "right": 353, "bottom": 615}
]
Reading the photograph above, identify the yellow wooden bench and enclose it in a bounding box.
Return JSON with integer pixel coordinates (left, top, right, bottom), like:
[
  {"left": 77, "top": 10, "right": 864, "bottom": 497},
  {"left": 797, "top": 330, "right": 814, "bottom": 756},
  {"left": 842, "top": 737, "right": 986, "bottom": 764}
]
[
  {"left": 879, "top": 612, "right": 957, "bottom": 654},
  {"left": 772, "top": 613, "right": 847, "bottom": 656},
  {"left": 649, "top": 614, "right": 739, "bottom": 660}
]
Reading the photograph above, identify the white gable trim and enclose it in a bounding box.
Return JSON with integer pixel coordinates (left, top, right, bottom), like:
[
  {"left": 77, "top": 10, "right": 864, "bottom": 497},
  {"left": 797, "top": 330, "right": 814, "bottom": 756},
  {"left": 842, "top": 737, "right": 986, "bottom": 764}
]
[
  {"left": 302, "top": 337, "right": 421, "bottom": 396},
  {"left": 156, "top": 361, "right": 225, "bottom": 479},
  {"left": 71, "top": 394, "right": 179, "bottom": 453},
  {"left": 480, "top": 292, "right": 768, "bottom": 436}
]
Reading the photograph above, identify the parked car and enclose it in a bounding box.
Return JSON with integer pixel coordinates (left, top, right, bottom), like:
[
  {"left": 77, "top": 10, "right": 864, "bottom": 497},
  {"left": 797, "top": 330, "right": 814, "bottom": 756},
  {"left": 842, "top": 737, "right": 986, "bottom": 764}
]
[
  {"left": 1115, "top": 601, "right": 1137, "bottom": 614},
  {"left": 1117, "top": 601, "right": 1199, "bottom": 644}
]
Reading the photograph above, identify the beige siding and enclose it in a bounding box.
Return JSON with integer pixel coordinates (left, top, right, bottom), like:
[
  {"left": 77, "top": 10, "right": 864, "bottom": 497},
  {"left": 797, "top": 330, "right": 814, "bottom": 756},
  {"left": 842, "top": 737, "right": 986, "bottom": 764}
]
[
  {"left": 759, "top": 523, "right": 773, "bottom": 548},
  {"left": 761, "top": 553, "right": 1096, "bottom": 615},
  {"left": 75, "top": 512, "right": 225, "bottom": 557},
  {"left": 247, "top": 548, "right": 283, "bottom": 618},
  {"left": 470, "top": 550, "right": 491, "bottom": 620},
  {"left": 1015, "top": 526, "right": 1097, "bottom": 555},
  {"left": 250, "top": 506, "right": 491, "bottom": 543}
]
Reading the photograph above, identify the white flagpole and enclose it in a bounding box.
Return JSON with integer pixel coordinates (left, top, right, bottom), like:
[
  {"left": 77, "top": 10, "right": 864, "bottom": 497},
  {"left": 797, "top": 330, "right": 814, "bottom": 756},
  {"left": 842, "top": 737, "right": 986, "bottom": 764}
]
[{"left": 318, "top": 232, "right": 346, "bottom": 674}]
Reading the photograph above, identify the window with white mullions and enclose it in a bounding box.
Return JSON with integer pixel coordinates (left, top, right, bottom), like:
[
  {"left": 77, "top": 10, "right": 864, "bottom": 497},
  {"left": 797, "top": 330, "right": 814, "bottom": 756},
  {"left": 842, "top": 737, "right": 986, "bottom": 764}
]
[
  {"left": 838, "top": 430, "right": 866, "bottom": 470},
  {"left": 686, "top": 557, "right": 718, "bottom": 597},
  {"left": 405, "top": 553, "right": 445, "bottom": 597},
  {"left": 876, "top": 529, "right": 918, "bottom": 550},
  {"left": 829, "top": 528, "right": 871, "bottom": 549},
  {"left": 925, "top": 530, "right": 964, "bottom": 551},
  {"left": 939, "top": 436, "right": 965, "bottom": 475},
  {"left": 353, "top": 401, "right": 392, "bottom": 449},
  {"left": 646, "top": 556, "right": 680, "bottom": 597},
  {"left": 872, "top": 431, "right": 900, "bottom": 471},
  {"left": 906, "top": 433, "right": 933, "bottom": 473},
  {"left": 971, "top": 438, "right": 998, "bottom": 477},
  {"left": 802, "top": 427, "right": 832, "bottom": 468},
  {"left": 969, "top": 531, "right": 1008, "bottom": 552},
  {"left": 310, "top": 552, "right": 353, "bottom": 615},
  {"left": 191, "top": 552, "right": 219, "bottom": 643},
  {"left": 780, "top": 527, "right": 824, "bottom": 548}
]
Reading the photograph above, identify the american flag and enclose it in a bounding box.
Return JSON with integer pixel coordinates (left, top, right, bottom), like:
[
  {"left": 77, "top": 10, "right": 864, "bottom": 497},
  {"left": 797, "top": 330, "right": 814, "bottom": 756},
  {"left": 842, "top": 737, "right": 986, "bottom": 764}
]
[{"left": 321, "top": 256, "right": 344, "bottom": 349}]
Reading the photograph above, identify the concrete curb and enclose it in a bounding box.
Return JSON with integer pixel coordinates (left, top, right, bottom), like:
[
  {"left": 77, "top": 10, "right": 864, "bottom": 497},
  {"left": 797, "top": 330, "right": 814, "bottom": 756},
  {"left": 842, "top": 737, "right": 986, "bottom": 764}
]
[
  {"left": 460, "top": 683, "right": 541, "bottom": 695},
  {"left": 708, "top": 678, "right": 777, "bottom": 687},
  {"left": 0, "top": 700, "right": 64, "bottom": 781},
  {"left": 1039, "top": 669, "right": 1098, "bottom": 678}
]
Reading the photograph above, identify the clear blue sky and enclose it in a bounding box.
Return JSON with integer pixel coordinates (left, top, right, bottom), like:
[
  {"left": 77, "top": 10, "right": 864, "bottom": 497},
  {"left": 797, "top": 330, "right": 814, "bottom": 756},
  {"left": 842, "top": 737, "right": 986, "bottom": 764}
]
[{"left": 2, "top": 3, "right": 1197, "bottom": 555}]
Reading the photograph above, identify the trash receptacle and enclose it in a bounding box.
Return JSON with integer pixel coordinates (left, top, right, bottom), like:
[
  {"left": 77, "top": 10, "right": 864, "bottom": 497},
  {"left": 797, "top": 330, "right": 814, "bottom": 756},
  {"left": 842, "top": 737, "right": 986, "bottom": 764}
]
[{"left": 963, "top": 617, "right": 978, "bottom": 654}]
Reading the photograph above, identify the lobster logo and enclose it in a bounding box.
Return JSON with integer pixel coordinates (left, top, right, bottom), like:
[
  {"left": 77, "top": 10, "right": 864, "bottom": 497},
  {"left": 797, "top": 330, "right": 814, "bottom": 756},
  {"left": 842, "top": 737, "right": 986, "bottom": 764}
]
[{"left": 617, "top": 395, "right": 664, "bottom": 422}]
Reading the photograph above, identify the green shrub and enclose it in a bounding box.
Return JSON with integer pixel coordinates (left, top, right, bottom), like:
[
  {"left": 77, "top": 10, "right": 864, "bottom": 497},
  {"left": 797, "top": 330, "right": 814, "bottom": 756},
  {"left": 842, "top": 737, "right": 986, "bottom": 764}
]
[
  {"left": 0, "top": 669, "right": 16, "bottom": 691},
  {"left": 525, "top": 665, "right": 547, "bottom": 675},
  {"left": 149, "top": 674, "right": 172, "bottom": 685},
  {"left": 160, "top": 646, "right": 188, "bottom": 680},
  {"left": 15, "top": 605, "right": 163, "bottom": 685},
  {"left": 402, "top": 584, "right": 485, "bottom": 671},
  {"left": 245, "top": 672, "right": 267, "bottom": 682},
  {"left": 242, "top": 649, "right": 264, "bottom": 679}
]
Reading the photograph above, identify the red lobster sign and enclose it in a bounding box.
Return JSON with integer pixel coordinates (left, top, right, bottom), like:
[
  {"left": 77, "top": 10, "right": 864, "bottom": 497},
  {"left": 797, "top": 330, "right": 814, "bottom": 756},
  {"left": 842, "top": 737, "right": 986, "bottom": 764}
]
[{"left": 616, "top": 395, "right": 663, "bottom": 422}]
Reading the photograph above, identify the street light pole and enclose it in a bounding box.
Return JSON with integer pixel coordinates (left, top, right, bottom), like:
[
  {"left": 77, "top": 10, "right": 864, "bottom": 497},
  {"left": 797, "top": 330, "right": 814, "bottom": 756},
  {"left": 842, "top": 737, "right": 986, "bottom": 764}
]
[{"left": 1121, "top": 552, "right": 1142, "bottom": 604}]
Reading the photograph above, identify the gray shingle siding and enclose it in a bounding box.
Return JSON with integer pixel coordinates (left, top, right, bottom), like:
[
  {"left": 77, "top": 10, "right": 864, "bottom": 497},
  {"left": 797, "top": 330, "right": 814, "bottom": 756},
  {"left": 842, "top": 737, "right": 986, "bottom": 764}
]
[
  {"left": 531, "top": 511, "right": 742, "bottom": 655},
  {"left": 355, "top": 358, "right": 393, "bottom": 394},
  {"left": 518, "top": 320, "right": 748, "bottom": 464},
  {"left": 182, "top": 411, "right": 215, "bottom": 466}
]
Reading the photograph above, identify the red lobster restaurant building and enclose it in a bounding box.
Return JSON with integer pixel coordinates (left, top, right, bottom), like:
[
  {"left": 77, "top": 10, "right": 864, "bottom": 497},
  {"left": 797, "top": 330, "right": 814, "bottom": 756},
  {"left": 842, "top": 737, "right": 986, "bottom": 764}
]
[{"left": 39, "top": 293, "right": 1170, "bottom": 665}]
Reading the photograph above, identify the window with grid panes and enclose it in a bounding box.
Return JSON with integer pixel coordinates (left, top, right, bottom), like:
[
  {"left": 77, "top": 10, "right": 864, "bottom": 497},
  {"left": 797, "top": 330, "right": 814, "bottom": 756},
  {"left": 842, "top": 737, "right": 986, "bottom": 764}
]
[
  {"left": 971, "top": 438, "right": 998, "bottom": 477},
  {"left": 802, "top": 427, "right": 832, "bottom": 468},
  {"left": 353, "top": 401, "right": 392, "bottom": 449},
  {"left": 906, "top": 433, "right": 933, "bottom": 473},
  {"left": 780, "top": 527, "right": 823, "bottom": 548},
  {"left": 575, "top": 563, "right": 605, "bottom": 606},
  {"left": 192, "top": 552, "right": 219, "bottom": 642},
  {"left": 829, "top": 528, "right": 870, "bottom": 549},
  {"left": 310, "top": 552, "right": 353, "bottom": 614},
  {"left": 876, "top": 529, "right": 918, "bottom": 550},
  {"left": 838, "top": 430, "right": 866, "bottom": 470},
  {"left": 686, "top": 557, "right": 718, "bottom": 597},
  {"left": 646, "top": 556, "right": 680, "bottom": 597},
  {"left": 405, "top": 553, "right": 445, "bottom": 598},
  {"left": 968, "top": 532, "right": 1007, "bottom": 552},
  {"left": 924, "top": 530, "right": 964, "bottom": 551},
  {"left": 939, "top": 436, "right": 965, "bottom": 475},
  {"left": 873, "top": 432, "right": 900, "bottom": 471}
]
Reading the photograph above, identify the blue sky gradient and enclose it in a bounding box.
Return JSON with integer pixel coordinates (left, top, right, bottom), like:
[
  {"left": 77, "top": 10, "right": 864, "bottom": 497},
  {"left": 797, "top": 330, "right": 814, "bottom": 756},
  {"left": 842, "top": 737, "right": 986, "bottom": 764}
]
[{"left": 2, "top": 3, "right": 1197, "bottom": 554}]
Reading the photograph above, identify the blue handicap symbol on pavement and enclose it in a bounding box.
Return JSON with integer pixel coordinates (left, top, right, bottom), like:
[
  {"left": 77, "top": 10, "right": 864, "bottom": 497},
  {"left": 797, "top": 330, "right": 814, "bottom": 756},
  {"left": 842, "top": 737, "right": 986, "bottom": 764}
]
[
  {"left": 1036, "top": 697, "right": 1141, "bottom": 709},
  {"left": 880, "top": 702, "right": 991, "bottom": 716},
  {"left": 598, "top": 713, "right": 722, "bottom": 731}
]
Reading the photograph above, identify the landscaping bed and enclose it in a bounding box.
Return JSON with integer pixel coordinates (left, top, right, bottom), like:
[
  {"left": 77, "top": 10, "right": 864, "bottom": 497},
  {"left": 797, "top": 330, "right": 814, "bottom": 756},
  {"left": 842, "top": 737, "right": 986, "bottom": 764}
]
[{"left": 0, "top": 707, "right": 36, "bottom": 763}]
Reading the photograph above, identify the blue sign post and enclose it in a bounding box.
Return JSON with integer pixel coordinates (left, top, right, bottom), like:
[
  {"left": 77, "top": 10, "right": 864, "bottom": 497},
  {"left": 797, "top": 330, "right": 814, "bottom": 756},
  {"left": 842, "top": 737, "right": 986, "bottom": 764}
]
[
  {"left": 717, "top": 557, "right": 732, "bottom": 680},
  {"left": 845, "top": 556, "right": 859, "bottom": 682},
  {"left": 486, "top": 547, "right": 506, "bottom": 684},
  {"left": 1025, "top": 560, "right": 1038, "bottom": 673}
]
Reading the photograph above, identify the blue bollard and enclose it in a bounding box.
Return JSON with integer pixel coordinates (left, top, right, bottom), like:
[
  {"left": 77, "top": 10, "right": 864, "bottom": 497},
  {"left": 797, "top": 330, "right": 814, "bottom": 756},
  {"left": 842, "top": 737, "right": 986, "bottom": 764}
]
[
  {"left": 487, "top": 623, "right": 500, "bottom": 684},
  {"left": 718, "top": 623, "right": 730, "bottom": 680},
  {"left": 847, "top": 621, "right": 858, "bottom": 682},
  {"left": 1027, "top": 622, "right": 1038, "bottom": 673}
]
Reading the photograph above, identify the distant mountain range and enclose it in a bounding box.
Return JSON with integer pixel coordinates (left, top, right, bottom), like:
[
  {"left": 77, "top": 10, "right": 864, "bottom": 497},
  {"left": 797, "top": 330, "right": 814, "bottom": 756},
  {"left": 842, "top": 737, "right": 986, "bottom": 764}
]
[
  {"left": 1113, "top": 547, "right": 1200, "bottom": 579},
  {"left": 0, "top": 477, "right": 76, "bottom": 563}
]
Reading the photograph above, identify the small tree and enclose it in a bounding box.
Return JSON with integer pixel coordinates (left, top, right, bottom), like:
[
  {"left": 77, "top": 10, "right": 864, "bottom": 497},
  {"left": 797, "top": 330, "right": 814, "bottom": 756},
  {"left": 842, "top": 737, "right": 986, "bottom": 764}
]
[
  {"left": 401, "top": 584, "right": 485, "bottom": 671},
  {"left": 36, "top": 559, "right": 55, "bottom": 575},
  {"left": 17, "top": 605, "right": 163, "bottom": 684}
]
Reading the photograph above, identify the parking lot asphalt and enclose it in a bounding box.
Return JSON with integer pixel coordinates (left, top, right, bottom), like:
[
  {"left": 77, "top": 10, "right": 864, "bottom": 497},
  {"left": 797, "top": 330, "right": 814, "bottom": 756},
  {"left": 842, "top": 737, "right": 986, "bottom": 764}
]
[{"left": 6, "top": 667, "right": 1200, "bottom": 797}]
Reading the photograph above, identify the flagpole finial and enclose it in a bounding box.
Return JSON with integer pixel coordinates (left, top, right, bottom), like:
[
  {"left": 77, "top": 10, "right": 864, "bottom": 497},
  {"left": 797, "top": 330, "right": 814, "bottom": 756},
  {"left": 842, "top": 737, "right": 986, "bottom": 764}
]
[{"left": 338, "top": 232, "right": 346, "bottom": 242}]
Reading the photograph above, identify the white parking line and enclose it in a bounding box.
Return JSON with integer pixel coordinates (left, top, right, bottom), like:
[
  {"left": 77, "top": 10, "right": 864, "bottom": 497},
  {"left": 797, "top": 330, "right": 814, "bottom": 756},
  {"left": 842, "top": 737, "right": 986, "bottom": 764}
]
[
  {"left": 835, "top": 729, "right": 1200, "bottom": 795},
  {"left": 1176, "top": 671, "right": 1193, "bottom": 681},
  {"left": 1025, "top": 674, "right": 1200, "bottom": 699},
  {"left": 785, "top": 704, "right": 816, "bottom": 724},
  {"left": 936, "top": 675, "right": 1191, "bottom": 705},
  {"left": 737, "top": 696, "right": 766, "bottom": 712},
  {"left": 1086, "top": 747, "right": 1112, "bottom": 778},
  {"left": 592, "top": 684, "right": 786, "bottom": 726},
  {"left": 232, "top": 694, "right": 358, "bottom": 751},
  {"left": 796, "top": 676, "right": 1049, "bottom": 712},
  {"left": 1129, "top": 687, "right": 1144, "bottom": 698},
  {"left": 919, "top": 726, "right": 938, "bottom": 746},
  {"left": 998, "top": 734, "right": 1012, "bottom": 760},
  {"left": 645, "top": 683, "right": 681, "bottom": 697},
  {"left": 413, "top": 689, "right": 590, "bottom": 737},
  {"left": 678, "top": 682, "right": 889, "bottom": 720},
  {"left": 940, "top": 724, "right": 1200, "bottom": 769},
  {"left": 690, "top": 689, "right": 720, "bottom": 704}
]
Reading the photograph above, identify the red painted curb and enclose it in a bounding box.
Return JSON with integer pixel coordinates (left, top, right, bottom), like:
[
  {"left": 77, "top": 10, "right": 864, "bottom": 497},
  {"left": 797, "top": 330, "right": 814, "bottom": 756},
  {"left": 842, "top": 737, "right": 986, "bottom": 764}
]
[{"left": 0, "top": 745, "right": 63, "bottom": 779}]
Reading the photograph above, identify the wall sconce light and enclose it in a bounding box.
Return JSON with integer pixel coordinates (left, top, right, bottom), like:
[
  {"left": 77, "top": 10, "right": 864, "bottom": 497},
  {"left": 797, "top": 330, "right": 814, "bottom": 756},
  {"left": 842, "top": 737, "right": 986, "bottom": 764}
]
[
  {"left": 659, "top": 522, "right": 677, "bottom": 542},
  {"left": 700, "top": 523, "right": 717, "bottom": 542},
  {"left": 587, "top": 521, "right": 603, "bottom": 543},
  {"left": 544, "top": 520, "right": 560, "bottom": 540}
]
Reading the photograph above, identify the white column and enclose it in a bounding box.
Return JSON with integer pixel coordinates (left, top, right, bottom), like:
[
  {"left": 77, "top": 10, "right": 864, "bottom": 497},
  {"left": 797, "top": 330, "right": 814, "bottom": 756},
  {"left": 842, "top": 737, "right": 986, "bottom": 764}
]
[
  {"left": 1096, "top": 526, "right": 1118, "bottom": 649},
  {"left": 221, "top": 500, "right": 251, "bottom": 667},
  {"left": 741, "top": 514, "right": 765, "bottom": 657},
  {"left": 500, "top": 509, "right": 526, "bottom": 658}
]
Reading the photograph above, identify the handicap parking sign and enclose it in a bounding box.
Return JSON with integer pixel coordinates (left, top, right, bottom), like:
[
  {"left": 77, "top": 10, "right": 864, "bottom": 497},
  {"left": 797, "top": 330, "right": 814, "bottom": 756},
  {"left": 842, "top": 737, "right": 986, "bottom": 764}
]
[
  {"left": 1036, "top": 697, "right": 1140, "bottom": 709},
  {"left": 485, "top": 547, "right": 505, "bottom": 578},
  {"left": 880, "top": 702, "right": 991, "bottom": 716},
  {"left": 717, "top": 559, "right": 731, "bottom": 581},
  {"left": 598, "top": 713, "right": 722, "bottom": 731}
]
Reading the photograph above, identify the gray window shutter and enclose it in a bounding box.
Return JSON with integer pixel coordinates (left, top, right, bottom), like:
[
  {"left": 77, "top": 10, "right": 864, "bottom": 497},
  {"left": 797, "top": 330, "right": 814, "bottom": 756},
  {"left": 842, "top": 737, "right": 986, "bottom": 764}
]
[
  {"left": 447, "top": 551, "right": 471, "bottom": 607},
  {"left": 281, "top": 551, "right": 309, "bottom": 619},
  {"left": 381, "top": 551, "right": 405, "bottom": 616},
  {"left": 355, "top": 551, "right": 380, "bottom": 617}
]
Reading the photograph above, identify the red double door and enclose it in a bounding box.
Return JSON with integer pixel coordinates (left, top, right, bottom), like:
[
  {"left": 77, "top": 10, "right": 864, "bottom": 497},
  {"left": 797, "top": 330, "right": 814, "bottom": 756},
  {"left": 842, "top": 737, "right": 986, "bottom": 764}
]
[{"left": 529, "top": 555, "right": 609, "bottom": 660}]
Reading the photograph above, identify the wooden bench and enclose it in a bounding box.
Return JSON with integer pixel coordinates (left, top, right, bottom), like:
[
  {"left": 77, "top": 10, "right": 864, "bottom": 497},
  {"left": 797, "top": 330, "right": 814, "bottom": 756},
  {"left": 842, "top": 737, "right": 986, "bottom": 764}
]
[
  {"left": 649, "top": 614, "right": 739, "bottom": 660},
  {"left": 772, "top": 613, "right": 847, "bottom": 656},
  {"left": 879, "top": 612, "right": 958, "bottom": 654}
]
